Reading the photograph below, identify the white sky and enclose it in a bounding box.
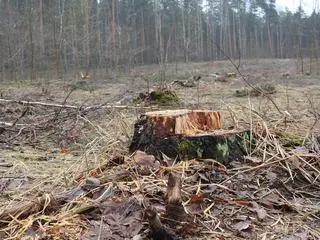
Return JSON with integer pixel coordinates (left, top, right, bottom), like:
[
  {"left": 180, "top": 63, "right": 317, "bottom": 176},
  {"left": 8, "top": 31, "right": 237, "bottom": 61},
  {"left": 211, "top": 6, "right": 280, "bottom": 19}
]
[{"left": 276, "top": 0, "right": 319, "bottom": 15}]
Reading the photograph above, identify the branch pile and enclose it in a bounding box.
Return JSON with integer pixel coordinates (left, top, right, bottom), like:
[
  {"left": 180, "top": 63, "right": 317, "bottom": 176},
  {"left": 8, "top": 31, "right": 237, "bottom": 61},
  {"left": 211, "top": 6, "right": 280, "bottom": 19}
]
[{"left": 0, "top": 98, "right": 149, "bottom": 149}]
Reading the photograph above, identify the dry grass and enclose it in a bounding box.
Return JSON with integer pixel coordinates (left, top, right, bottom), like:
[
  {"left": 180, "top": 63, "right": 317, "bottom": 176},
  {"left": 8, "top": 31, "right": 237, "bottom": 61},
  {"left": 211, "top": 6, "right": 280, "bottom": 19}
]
[{"left": 0, "top": 59, "right": 319, "bottom": 239}]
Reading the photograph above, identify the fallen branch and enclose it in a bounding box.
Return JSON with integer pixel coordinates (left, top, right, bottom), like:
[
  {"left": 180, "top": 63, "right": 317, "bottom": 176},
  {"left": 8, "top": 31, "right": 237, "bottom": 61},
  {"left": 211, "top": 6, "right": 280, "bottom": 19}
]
[
  {"left": 0, "top": 163, "right": 13, "bottom": 167},
  {"left": 0, "top": 98, "right": 159, "bottom": 110},
  {"left": 0, "top": 186, "right": 90, "bottom": 226},
  {"left": 0, "top": 98, "right": 79, "bottom": 109},
  {"left": 0, "top": 121, "right": 29, "bottom": 127}
]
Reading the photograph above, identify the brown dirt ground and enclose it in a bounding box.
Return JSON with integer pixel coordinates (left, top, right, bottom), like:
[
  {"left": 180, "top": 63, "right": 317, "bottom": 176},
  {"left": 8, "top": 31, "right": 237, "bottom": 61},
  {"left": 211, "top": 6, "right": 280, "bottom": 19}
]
[{"left": 0, "top": 59, "right": 319, "bottom": 239}]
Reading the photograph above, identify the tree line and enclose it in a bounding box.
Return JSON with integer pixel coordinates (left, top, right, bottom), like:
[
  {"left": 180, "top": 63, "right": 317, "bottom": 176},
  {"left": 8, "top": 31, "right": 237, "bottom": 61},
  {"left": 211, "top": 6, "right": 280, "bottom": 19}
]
[{"left": 0, "top": 0, "right": 318, "bottom": 81}]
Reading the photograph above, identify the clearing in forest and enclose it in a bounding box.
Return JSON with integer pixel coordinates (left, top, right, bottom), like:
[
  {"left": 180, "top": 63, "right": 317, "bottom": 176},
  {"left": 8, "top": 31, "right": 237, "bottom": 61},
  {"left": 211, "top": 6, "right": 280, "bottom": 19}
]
[{"left": 0, "top": 59, "right": 319, "bottom": 239}]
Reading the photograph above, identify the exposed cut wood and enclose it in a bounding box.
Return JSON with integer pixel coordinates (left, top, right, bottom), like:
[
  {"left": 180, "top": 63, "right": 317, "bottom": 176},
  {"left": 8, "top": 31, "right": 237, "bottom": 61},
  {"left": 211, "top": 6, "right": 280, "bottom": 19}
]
[{"left": 144, "top": 109, "right": 221, "bottom": 138}]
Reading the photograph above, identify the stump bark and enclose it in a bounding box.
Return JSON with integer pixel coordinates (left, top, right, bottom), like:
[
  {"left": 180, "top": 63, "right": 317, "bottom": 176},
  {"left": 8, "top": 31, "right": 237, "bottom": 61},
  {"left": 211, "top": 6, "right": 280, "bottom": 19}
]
[{"left": 129, "top": 109, "right": 254, "bottom": 165}]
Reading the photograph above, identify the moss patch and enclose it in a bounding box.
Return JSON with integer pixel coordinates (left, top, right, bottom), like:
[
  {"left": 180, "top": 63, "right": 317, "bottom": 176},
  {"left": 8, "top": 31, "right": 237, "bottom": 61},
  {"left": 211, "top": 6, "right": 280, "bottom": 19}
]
[
  {"left": 178, "top": 139, "right": 203, "bottom": 158},
  {"left": 150, "top": 90, "right": 180, "bottom": 105},
  {"left": 215, "top": 142, "right": 229, "bottom": 160},
  {"left": 279, "top": 132, "right": 303, "bottom": 147},
  {"left": 133, "top": 90, "right": 180, "bottom": 105},
  {"left": 176, "top": 130, "right": 255, "bottom": 164}
]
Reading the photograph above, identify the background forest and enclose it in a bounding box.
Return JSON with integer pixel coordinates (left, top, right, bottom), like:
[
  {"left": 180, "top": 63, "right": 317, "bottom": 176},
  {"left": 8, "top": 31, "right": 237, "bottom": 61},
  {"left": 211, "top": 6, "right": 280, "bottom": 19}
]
[{"left": 0, "top": 0, "right": 318, "bottom": 81}]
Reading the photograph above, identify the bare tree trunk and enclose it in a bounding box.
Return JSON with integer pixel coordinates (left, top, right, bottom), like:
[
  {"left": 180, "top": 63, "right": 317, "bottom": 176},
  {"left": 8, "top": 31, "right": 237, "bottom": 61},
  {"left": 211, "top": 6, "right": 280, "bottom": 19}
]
[
  {"left": 182, "top": 5, "right": 188, "bottom": 62},
  {"left": 4, "top": 0, "right": 15, "bottom": 81},
  {"left": 219, "top": 0, "right": 223, "bottom": 59},
  {"left": 156, "top": 10, "right": 165, "bottom": 82},
  {"left": 197, "top": 4, "right": 203, "bottom": 60},
  {"left": 298, "top": 0, "right": 304, "bottom": 74},
  {"left": 28, "top": 0, "right": 36, "bottom": 81},
  {"left": 267, "top": 23, "right": 273, "bottom": 57},
  {"left": 38, "top": 0, "right": 45, "bottom": 54},
  {"left": 141, "top": 9, "right": 146, "bottom": 64},
  {"left": 227, "top": 9, "right": 233, "bottom": 58},
  {"left": 85, "top": 0, "right": 91, "bottom": 70},
  {"left": 232, "top": 10, "right": 237, "bottom": 58},
  {"left": 299, "top": 39, "right": 304, "bottom": 74},
  {"left": 279, "top": 18, "right": 283, "bottom": 58},
  {"left": 111, "top": 0, "right": 116, "bottom": 67},
  {"left": 53, "top": 20, "right": 61, "bottom": 79},
  {"left": 254, "top": 25, "right": 259, "bottom": 57}
]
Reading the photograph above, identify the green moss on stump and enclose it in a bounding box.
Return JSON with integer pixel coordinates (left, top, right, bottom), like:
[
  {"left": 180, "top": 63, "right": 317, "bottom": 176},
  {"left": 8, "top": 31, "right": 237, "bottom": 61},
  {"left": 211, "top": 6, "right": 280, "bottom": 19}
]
[
  {"left": 136, "top": 130, "right": 255, "bottom": 165},
  {"left": 178, "top": 139, "right": 203, "bottom": 159}
]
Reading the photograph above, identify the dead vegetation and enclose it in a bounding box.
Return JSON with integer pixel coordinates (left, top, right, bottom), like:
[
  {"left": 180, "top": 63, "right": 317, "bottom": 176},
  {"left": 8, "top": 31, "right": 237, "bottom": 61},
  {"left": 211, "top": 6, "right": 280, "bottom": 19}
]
[
  {"left": 235, "top": 83, "right": 277, "bottom": 97},
  {"left": 0, "top": 59, "right": 319, "bottom": 239}
]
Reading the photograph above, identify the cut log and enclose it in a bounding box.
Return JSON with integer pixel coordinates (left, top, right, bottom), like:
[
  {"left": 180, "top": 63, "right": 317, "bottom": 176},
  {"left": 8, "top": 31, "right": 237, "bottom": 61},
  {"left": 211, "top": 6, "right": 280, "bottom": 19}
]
[{"left": 129, "top": 109, "right": 254, "bottom": 164}]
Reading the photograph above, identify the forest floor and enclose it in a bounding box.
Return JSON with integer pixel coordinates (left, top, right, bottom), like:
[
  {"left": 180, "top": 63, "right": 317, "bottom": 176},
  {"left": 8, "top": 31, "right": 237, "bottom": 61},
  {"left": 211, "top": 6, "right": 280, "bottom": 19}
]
[{"left": 0, "top": 59, "right": 319, "bottom": 239}]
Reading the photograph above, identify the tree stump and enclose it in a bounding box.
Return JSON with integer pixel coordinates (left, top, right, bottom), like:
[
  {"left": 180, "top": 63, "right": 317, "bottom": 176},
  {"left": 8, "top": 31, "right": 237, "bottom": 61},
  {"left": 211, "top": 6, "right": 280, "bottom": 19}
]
[{"left": 129, "top": 109, "right": 254, "bottom": 165}]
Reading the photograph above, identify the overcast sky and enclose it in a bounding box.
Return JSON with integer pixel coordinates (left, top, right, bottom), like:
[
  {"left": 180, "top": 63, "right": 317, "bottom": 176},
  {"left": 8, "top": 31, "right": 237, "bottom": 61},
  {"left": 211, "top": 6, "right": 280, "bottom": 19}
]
[{"left": 276, "top": 0, "right": 318, "bottom": 15}]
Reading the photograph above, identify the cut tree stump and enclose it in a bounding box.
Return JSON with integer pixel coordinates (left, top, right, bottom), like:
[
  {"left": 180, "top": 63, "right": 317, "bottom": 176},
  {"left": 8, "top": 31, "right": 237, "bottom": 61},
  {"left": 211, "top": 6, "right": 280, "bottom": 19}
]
[{"left": 129, "top": 109, "right": 254, "bottom": 165}]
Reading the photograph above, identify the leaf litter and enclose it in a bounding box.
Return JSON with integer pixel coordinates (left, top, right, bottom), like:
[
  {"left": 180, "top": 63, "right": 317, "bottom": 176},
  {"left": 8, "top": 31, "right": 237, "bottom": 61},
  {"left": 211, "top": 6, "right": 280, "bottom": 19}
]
[{"left": 0, "top": 88, "right": 320, "bottom": 239}]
